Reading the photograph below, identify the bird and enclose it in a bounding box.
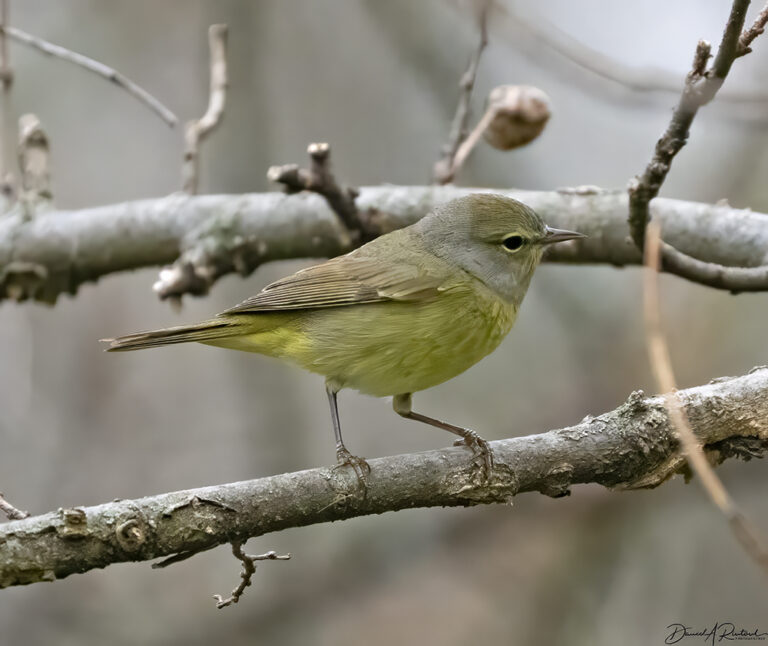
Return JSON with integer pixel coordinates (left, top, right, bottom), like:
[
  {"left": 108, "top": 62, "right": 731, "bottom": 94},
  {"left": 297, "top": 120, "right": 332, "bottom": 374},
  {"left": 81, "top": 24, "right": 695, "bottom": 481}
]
[{"left": 105, "top": 193, "right": 584, "bottom": 481}]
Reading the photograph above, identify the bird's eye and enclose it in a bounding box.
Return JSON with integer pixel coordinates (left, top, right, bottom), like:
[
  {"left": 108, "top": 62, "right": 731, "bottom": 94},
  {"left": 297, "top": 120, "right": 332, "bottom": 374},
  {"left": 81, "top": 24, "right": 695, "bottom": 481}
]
[{"left": 502, "top": 235, "right": 525, "bottom": 252}]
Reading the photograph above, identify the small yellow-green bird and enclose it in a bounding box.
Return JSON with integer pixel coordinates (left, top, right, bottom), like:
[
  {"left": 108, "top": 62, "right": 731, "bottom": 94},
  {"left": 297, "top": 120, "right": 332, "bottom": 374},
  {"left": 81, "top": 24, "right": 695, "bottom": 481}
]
[{"left": 106, "top": 194, "right": 584, "bottom": 479}]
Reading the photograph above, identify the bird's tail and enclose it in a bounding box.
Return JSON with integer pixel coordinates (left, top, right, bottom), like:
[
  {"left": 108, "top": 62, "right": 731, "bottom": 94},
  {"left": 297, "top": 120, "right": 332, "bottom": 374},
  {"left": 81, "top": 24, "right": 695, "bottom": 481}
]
[{"left": 103, "top": 318, "right": 242, "bottom": 352}]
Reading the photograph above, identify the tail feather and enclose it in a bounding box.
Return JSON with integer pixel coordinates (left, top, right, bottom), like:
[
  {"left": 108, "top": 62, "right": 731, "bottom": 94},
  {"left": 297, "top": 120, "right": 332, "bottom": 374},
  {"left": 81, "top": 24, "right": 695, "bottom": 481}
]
[{"left": 103, "top": 319, "right": 240, "bottom": 352}]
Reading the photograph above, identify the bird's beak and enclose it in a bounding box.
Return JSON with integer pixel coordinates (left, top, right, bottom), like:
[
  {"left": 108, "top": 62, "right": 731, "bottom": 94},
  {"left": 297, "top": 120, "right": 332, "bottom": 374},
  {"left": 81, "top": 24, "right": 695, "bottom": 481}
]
[{"left": 541, "top": 225, "right": 587, "bottom": 245}]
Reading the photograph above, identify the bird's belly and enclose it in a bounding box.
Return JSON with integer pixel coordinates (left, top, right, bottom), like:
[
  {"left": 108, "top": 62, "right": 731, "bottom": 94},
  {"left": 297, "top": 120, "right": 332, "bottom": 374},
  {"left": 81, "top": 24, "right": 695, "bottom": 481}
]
[{"left": 295, "top": 293, "right": 517, "bottom": 397}]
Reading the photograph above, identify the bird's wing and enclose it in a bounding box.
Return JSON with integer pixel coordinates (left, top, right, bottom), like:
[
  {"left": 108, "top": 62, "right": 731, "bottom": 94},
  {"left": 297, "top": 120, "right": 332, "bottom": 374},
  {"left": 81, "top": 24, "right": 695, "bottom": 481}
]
[{"left": 220, "top": 252, "right": 453, "bottom": 314}]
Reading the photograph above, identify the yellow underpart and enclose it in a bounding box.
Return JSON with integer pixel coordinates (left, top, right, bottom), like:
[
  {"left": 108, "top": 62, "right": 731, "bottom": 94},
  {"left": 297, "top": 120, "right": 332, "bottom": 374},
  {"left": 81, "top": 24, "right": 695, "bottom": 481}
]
[{"left": 205, "top": 283, "right": 517, "bottom": 398}]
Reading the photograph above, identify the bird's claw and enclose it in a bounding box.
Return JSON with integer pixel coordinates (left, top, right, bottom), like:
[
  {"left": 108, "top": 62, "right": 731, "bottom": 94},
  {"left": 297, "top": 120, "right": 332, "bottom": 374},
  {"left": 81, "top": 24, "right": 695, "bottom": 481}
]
[
  {"left": 453, "top": 432, "right": 494, "bottom": 482},
  {"left": 334, "top": 446, "right": 371, "bottom": 487}
]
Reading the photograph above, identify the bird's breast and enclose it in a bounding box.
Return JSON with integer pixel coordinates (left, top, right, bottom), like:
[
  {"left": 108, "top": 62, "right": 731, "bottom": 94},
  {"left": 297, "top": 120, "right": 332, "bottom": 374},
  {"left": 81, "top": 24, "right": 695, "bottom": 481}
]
[{"left": 297, "top": 284, "right": 518, "bottom": 397}]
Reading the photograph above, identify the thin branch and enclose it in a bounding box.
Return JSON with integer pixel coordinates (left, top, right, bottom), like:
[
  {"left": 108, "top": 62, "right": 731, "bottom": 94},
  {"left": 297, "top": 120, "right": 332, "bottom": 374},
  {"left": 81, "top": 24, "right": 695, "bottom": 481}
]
[
  {"left": 0, "top": 367, "right": 766, "bottom": 588},
  {"left": 0, "top": 0, "right": 11, "bottom": 89},
  {"left": 433, "top": 0, "right": 490, "bottom": 184},
  {"left": 181, "top": 24, "right": 228, "bottom": 195},
  {"left": 267, "top": 142, "right": 373, "bottom": 242},
  {"left": 0, "top": 492, "right": 29, "bottom": 520},
  {"left": 503, "top": 3, "right": 768, "bottom": 107},
  {"left": 3, "top": 186, "right": 768, "bottom": 304},
  {"left": 643, "top": 221, "right": 768, "bottom": 576},
  {"left": 0, "top": 25, "right": 177, "bottom": 127},
  {"left": 737, "top": 2, "right": 768, "bottom": 55},
  {"left": 628, "top": 0, "right": 768, "bottom": 290},
  {"left": 213, "top": 542, "right": 290, "bottom": 609},
  {"left": 0, "top": 0, "right": 13, "bottom": 200}
]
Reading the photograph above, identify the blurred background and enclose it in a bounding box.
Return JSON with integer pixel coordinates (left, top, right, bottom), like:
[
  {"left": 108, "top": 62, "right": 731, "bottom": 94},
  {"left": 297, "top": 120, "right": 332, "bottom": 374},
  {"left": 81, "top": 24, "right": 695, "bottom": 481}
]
[{"left": 1, "top": 1, "right": 767, "bottom": 644}]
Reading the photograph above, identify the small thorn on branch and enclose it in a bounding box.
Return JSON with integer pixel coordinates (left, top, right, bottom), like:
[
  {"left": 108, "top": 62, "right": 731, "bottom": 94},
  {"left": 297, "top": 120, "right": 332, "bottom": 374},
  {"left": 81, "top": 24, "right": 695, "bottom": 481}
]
[
  {"left": 213, "top": 541, "right": 290, "bottom": 609},
  {"left": 268, "top": 142, "right": 373, "bottom": 242},
  {"left": 182, "top": 24, "right": 228, "bottom": 195},
  {"left": 0, "top": 492, "right": 29, "bottom": 520}
]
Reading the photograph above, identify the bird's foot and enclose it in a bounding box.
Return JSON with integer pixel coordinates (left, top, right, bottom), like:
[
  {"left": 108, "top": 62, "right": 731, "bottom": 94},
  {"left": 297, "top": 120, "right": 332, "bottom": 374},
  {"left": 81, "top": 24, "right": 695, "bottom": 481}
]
[
  {"left": 453, "top": 431, "right": 494, "bottom": 482},
  {"left": 334, "top": 446, "right": 371, "bottom": 487}
]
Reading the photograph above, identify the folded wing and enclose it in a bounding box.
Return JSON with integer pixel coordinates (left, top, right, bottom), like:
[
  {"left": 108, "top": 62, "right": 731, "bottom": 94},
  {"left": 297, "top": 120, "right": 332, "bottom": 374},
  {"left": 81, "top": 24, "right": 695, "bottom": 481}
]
[{"left": 221, "top": 251, "right": 453, "bottom": 314}]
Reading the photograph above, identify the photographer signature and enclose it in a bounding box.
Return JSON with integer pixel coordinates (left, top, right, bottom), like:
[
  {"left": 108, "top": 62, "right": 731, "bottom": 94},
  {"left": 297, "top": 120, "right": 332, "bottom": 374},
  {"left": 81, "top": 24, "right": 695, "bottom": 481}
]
[{"left": 666, "top": 622, "right": 767, "bottom": 645}]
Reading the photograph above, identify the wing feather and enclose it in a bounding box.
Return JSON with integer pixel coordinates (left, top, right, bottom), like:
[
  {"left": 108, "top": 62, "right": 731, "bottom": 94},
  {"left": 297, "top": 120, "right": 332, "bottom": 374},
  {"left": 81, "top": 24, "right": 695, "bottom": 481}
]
[{"left": 221, "top": 251, "right": 450, "bottom": 315}]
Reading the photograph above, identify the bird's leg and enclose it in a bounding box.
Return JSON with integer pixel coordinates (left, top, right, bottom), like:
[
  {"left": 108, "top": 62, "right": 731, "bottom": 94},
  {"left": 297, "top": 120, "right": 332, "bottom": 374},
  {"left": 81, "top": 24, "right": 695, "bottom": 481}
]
[
  {"left": 393, "top": 393, "right": 494, "bottom": 481},
  {"left": 326, "top": 384, "right": 370, "bottom": 483}
]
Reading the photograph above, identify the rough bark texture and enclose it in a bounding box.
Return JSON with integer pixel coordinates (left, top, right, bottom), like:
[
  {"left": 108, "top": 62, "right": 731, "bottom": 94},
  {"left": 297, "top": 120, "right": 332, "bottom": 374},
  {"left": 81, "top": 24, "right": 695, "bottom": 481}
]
[
  {"left": 1, "top": 185, "right": 767, "bottom": 303},
  {"left": 1, "top": 368, "right": 766, "bottom": 589}
]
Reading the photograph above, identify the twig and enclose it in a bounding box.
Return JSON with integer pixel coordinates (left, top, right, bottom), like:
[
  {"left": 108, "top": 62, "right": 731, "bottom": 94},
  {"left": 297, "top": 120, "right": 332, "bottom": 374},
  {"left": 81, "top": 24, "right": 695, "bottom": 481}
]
[
  {"left": 503, "top": 3, "right": 768, "bottom": 107},
  {"left": 1, "top": 367, "right": 767, "bottom": 588},
  {"left": 213, "top": 542, "right": 290, "bottom": 609},
  {"left": 643, "top": 220, "right": 768, "bottom": 576},
  {"left": 628, "top": 0, "right": 768, "bottom": 290},
  {"left": 0, "top": 25, "right": 176, "bottom": 127},
  {"left": 433, "top": 0, "right": 490, "bottom": 184},
  {"left": 151, "top": 549, "right": 209, "bottom": 569},
  {"left": 17, "top": 113, "right": 50, "bottom": 213},
  {"left": 737, "top": 3, "right": 768, "bottom": 55},
  {"left": 268, "top": 142, "right": 373, "bottom": 241},
  {"left": 0, "top": 0, "right": 11, "bottom": 89},
  {"left": 0, "top": 492, "right": 29, "bottom": 520},
  {"left": 181, "top": 24, "right": 228, "bottom": 195},
  {"left": 0, "top": 0, "right": 13, "bottom": 200}
]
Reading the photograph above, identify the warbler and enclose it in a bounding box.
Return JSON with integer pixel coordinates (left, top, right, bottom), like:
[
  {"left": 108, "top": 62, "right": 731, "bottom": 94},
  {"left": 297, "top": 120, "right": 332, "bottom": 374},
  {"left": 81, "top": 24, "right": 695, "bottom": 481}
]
[{"left": 106, "top": 194, "right": 584, "bottom": 479}]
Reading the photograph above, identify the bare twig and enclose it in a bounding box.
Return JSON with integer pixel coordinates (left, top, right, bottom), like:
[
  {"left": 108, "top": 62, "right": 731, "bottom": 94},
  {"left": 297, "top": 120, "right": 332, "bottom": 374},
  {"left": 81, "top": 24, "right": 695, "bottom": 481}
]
[
  {"left": 0, "top": 0, "right": 11, "bottom": 89},
  {"left": 643, "top": 220, "right": 768, "bottom": 576},
  {"left": 628, "top": 0, "right": 768, "bottom": 291},
  {"left": 503, "top": 3, "right": 768, "bottom": 107},
  {"left": 1, "top": 367, "right": 767, "bottom": 588},
  {"left": 268, "top": 142, "right": 373, "bottom": 241},
  {"left": 0, "top": 492, "right": 29, "bottom": 520},
  {"left": 737, "top": 2, "right": 768, "bottom": 55},
  {"left": 213, "top": 542, "right": 290, "bottom": 609},
  {"left": 433, "top": 0, "right": 490, "bottom": 184},
  {"left": 0, "top": 0, "right": 13, "bottom": 200},
  {"left": 0, "top": 25, "right": 177, "bottom": 127},
  {"left": 17, "top": 113, "right": 50, "bottom": 213},
  {"left": 181, "top": 24, "right": 228, "bottom": 195}
]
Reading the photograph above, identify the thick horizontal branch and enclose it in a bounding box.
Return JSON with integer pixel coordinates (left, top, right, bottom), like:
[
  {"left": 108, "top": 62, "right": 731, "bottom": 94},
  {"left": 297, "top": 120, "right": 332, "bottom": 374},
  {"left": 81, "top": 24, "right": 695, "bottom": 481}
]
[
  {"left": 1, "top": 368, "right": 766, "bottom": 588},
  {"left": 1, "top": 186, "right": 767, "bottom": 303}
]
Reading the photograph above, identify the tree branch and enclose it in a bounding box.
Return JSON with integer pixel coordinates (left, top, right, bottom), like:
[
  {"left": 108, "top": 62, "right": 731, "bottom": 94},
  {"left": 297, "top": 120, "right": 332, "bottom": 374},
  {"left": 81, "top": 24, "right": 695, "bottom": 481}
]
[
  {"left": 433, "top": 0, "right": 489, "bottom": 184},
  {"left": 2, "top": 186, "right": 768, "bottom": 303},
  {"left": 628, "top": 0, "right": 768, "bottom": 292},
  {"left": 0, "top": 25, "right": 177, "bottom": 127},
  {"left": 504, "top": 3, "right": 768, "bottom": 108},
  {"left": 0, "top": 368, "right": 766, "bottom": 589},
  {"left": 181, "top": 24, "right": 228, "bottom": 195}
]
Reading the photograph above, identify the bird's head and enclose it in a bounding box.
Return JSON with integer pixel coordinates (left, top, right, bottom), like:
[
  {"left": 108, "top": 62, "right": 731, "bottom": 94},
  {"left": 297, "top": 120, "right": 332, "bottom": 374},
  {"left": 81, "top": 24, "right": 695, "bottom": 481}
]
[{"left": 417, "top": 193, "right": 585, "bottom": 305}]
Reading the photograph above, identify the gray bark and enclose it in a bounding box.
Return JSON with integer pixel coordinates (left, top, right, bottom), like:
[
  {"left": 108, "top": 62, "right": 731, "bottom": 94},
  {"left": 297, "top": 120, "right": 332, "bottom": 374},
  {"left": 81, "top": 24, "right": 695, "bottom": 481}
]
[
  {"left": 1, "top": 186, "right": 766, "bottom": 302},
  {"left": 1, "top": 367, "right": 766, "bottom": 588}
]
